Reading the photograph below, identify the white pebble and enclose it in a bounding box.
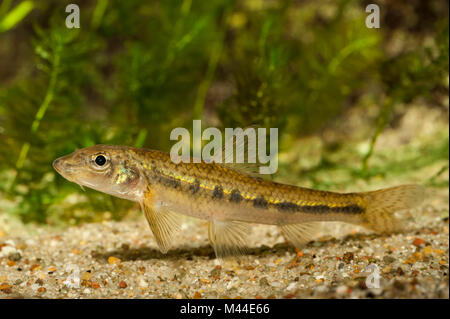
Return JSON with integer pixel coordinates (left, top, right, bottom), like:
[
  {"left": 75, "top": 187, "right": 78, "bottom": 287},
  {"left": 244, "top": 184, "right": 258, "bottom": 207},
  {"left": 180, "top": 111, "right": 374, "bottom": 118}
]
[
  {"left": 286, "top": 282, "right": 297, "bottom": 291},
  {"left": 139, "top": 278, "right": 148, "bottom": 288},
  {"left": 336, "top": 285, "right": 348, "bottom": 295},
  {"left": 0, "top": 246, "right": 18, "bottom": 258}
]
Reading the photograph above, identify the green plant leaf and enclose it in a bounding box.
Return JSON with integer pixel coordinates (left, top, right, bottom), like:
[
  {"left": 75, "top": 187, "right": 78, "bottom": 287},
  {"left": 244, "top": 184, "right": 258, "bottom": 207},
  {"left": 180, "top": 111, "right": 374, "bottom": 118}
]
[{"left": 0, "top": 0, "right": 34, "bottom": 33}]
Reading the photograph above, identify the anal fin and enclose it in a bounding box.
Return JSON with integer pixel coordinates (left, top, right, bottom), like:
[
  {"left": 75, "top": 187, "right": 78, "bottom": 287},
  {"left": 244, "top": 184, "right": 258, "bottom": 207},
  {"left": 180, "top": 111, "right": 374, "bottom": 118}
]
[
  {"left": 208, "top": 220, "right": 251, "bottom": 259},
  {"left": 141, "top": 199, "right": 181, "bottom": 254},
  {"left": 281, "top": 222, "right": 320, "bottom": 248}
]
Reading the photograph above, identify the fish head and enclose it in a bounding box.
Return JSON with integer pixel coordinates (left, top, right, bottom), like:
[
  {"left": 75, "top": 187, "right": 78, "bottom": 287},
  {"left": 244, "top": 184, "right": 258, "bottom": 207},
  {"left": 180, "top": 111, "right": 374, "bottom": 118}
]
[{"left": 53, "top": 145, "right": 146, "bottom": 202}]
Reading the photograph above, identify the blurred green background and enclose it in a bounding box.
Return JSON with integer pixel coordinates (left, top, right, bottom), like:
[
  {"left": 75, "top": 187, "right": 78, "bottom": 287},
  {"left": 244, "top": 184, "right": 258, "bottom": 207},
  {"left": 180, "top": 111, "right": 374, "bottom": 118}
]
[{"left": 0, "top": 0, "right": 448, "bottom": 227}]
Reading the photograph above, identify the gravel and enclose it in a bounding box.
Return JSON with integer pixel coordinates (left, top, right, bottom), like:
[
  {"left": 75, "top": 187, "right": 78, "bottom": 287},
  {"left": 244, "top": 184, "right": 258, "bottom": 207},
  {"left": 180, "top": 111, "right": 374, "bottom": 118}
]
[{"left": 0, "top": 200, "right": 448, "bottom": 299}]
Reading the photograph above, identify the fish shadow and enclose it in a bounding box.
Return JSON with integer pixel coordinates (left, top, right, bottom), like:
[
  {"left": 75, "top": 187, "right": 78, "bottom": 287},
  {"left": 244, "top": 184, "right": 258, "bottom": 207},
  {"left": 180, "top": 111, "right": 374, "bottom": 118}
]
[
  {"left": 92, "top": 231, "right": 400, "bottom": 263},
  {"left": 92, "top": 242, "right": 297, "bottom": 262}
]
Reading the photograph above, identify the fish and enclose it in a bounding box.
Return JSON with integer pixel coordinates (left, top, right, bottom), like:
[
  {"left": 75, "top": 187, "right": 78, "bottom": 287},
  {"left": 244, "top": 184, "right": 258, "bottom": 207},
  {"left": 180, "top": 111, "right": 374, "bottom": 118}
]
[{"left": 53, "top": 144, "right": 425, "bottom": 258}]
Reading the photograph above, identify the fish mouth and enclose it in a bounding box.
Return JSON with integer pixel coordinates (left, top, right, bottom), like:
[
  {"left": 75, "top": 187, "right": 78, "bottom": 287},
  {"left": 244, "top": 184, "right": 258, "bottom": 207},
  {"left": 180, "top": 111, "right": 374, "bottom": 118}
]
[
  {"left": 53, "top": 157, "right": 77, "bottom": 183},
  {"left": 52, "top": 158, "right": 63, "bottom": 174},
  {"left": 53, "top": 155, "right": 88, "bottom": 192}
]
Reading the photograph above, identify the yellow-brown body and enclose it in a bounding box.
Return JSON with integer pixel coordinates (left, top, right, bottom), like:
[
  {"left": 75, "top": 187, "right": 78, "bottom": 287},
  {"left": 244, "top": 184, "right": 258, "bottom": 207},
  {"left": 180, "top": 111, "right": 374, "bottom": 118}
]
[{"left": 130, "top": 147, "right": 366, "bottom": 226}]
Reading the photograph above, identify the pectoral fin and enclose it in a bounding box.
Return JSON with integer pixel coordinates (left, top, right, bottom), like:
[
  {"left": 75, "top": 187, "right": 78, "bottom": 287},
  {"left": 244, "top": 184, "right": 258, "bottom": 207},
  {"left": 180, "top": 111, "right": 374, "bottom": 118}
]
[
  {"left": 141, "top": 199, "right": 181, "bottom": 254},
  {"left": 208, "top": 220, "right": 251, "bottom": 259}
]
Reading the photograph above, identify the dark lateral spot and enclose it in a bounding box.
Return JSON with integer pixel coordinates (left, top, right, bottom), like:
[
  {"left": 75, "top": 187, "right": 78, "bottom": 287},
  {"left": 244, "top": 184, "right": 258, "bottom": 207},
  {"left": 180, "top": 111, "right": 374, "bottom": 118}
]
[
  {"left": 331, "top": 205, "right": 364, "bottom": 214},
  {"left": 159, "top": 176, "right": 181, "bottom": 189},
  {"left": 212, "top": 186, "right": 224, "bottom": 199},
  {"left": 316, "top": 205, "right": 330, "bottom": 213},
  {"left": 276, "top": 202, "right": 299, "bottom": 213},
  {"left": 229, "top": 189, "right": 243, "bottom": 203},
  {"left": 253, "top": 196, "right": 268, "bottom": 209},
  {"left": 330, "top": 206, "right": 342, "bottom": 213},
  {"left": 300, "top": 205, "right": 329, "bottom": 213},
  {"left": 189, "top": 180, "right": 200, "bottom": 194},
  {"left": 299, "top": 204, "right": 364, "bottom": 214},
  {"left": 339, "top": 205, "right": 364, "bottom": 214}
]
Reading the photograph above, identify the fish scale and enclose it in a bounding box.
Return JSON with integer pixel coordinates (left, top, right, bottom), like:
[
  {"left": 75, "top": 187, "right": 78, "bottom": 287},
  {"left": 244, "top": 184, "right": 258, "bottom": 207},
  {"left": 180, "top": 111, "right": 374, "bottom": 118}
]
[{"left": 129, "top": 148, "right": 366, "bottom": 224}]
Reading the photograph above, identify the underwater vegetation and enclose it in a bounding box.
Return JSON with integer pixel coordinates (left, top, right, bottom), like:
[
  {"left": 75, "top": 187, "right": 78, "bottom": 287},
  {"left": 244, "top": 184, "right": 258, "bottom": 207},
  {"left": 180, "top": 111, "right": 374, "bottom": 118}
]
[{"left": 0, "top": 0, "right": 448, "bottom": 225}]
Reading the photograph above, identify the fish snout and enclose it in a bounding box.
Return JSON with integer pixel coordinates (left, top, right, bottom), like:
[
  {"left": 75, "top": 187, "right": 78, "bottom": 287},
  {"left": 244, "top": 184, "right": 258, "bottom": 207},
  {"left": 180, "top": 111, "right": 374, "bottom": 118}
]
[
  {"left": 52, "top": 158, "right": 62, "bottom": 173},
  {"left": 53, "top": 156, "right": 73, "bottom": 176}
]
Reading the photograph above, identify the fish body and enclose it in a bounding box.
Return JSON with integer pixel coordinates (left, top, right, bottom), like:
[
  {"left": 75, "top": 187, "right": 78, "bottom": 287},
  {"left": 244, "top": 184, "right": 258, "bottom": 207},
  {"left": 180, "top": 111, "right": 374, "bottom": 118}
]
[
  {"left": 133, "top": 149, "right": 366, "bottom": 226},
  {"left": 53, "top": 145, "right": 425, "bottom": 258}
]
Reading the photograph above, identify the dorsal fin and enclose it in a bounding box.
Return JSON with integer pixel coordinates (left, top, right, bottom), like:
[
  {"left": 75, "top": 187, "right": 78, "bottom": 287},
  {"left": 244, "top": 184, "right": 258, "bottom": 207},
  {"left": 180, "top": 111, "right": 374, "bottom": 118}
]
[{"left": 208, "top": 125, "right": 272, "bottom": 179}]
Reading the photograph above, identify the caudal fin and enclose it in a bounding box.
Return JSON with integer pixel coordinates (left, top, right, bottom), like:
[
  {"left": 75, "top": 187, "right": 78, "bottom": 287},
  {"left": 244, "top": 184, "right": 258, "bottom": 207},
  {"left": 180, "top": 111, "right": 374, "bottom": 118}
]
[{"left": 361, "top": 184, "right": 426, "bottom": 233}]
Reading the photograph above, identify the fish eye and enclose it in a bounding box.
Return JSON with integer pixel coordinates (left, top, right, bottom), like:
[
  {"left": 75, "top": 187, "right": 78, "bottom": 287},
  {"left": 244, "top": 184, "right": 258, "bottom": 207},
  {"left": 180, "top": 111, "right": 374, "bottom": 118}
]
[
  {"left": 95, "top": 155, "right": 106, "bottom": 166},
  {"left": 91, "top": 153, "right": 110, "bottom": 170}
]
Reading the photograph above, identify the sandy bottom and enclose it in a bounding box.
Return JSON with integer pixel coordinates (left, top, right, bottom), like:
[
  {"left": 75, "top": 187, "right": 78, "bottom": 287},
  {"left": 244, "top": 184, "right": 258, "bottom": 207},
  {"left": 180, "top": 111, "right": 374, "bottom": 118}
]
[{"left": 0, "top": 199, "right": 448, "bottom": 299}]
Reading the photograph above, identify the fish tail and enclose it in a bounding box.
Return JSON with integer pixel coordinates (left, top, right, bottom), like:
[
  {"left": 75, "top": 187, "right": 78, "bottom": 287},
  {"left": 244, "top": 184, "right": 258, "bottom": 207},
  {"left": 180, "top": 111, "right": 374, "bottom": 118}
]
[{"left": 359, "top": 184, "right": 426, "bottom": 233}]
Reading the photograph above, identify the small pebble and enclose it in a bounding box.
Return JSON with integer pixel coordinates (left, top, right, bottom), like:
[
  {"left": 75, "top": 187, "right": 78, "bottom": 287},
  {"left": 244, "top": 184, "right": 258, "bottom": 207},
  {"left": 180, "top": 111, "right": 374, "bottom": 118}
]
[
  {"left": 383, "top": 256, "right": 395, "bottom": 264},
  {"left": 343, "top": 252, "right": 354, "bottom": 263}
]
